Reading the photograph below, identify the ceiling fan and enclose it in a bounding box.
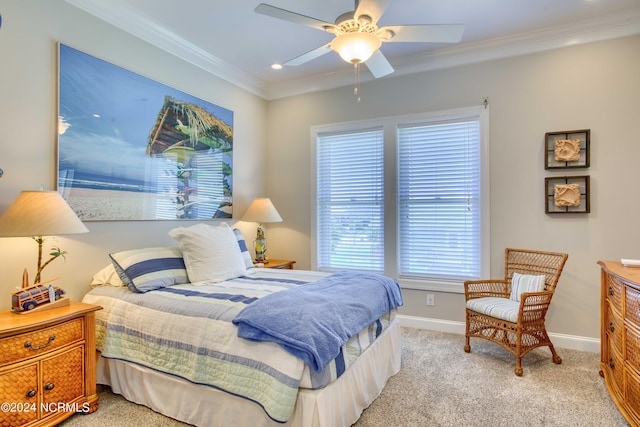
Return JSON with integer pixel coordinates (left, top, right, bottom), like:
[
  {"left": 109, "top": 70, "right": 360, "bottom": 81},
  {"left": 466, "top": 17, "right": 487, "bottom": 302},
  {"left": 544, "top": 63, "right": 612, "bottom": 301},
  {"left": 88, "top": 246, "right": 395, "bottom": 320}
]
[{"left": 255, "top": 0, "right": 464, "bottom": 78}]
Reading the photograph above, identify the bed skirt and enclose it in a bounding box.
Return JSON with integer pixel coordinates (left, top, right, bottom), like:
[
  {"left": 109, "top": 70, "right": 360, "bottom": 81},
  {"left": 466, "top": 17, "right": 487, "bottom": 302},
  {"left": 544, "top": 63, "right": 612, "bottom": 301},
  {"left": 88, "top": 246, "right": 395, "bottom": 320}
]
[{"left": 96, "top": 317, "right": 401, "bottom": 427}]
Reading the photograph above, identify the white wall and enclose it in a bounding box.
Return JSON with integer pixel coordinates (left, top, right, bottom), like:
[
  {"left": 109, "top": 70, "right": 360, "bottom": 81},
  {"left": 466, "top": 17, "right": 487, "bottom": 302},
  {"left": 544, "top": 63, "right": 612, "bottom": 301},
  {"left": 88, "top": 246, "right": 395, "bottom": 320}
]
[
  {"left": 0, "top": 0, "right": 267, "bottom": 307},
  {"left": 265, "top": 34, "right": 640, "bottom": 340}
]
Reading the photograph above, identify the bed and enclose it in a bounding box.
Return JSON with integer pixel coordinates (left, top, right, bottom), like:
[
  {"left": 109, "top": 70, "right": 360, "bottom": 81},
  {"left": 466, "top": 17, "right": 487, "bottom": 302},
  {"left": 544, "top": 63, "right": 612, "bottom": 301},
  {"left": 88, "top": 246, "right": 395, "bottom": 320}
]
[{"left": 82, "top": 223, "right": 403, "bottom": 427}]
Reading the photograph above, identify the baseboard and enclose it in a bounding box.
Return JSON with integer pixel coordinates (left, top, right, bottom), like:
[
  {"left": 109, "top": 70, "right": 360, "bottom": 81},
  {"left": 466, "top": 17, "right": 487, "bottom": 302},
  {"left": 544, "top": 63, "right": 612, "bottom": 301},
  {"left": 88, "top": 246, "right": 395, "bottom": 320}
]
[{"left": 397, "top": 314, "right": 601, "bottom": 353}]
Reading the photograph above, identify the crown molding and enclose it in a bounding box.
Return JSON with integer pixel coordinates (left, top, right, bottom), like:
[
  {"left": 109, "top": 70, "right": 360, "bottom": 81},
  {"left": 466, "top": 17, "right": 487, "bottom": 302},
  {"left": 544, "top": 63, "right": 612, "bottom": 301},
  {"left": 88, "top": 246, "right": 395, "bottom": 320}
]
[
  {"left": 392, "top": 9, "right": 640, "bottom": 78},
  {"left": 266, "top": 10, "right": 640, "bottom": 99},
  {"left": 66, "top": 0, "right": 640, "bottom": 101},
  {"left": 65, "top": 0, "right": 268, "bottom": 99}
]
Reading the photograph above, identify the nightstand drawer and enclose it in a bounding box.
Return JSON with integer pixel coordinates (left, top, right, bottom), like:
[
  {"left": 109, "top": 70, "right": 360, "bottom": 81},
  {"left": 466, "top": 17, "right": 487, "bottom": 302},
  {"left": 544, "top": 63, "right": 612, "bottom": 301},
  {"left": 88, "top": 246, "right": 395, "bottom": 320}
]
[
  {"left": 41, "top": 345, "right": 84, "bottom": 407},
  {"left": 0, "top": 318, "right": 84, "bottom": 366},
  {"left": 0, "top": 363, "right": 39, "bottom": 426}
]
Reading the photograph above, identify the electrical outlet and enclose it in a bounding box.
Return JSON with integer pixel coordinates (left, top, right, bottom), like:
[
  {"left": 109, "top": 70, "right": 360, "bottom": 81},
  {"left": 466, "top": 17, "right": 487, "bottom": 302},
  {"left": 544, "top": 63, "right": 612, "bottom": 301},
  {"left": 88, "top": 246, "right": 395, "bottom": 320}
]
[{"left": 426, "top": 293, "right": 435, "bottom": 306}]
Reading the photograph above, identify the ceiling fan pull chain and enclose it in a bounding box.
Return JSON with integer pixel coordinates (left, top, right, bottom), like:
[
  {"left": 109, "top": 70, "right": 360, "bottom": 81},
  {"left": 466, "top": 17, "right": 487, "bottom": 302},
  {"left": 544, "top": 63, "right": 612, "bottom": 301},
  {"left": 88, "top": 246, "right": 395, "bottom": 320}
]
[{"left": 354, "top": 62, "right": 361, "bottom": 103}]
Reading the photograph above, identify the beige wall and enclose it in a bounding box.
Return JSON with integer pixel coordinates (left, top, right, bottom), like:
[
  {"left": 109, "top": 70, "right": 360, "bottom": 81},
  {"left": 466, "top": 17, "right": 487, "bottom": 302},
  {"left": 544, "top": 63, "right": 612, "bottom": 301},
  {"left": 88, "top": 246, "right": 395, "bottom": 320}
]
[
  {"left": 265, "top": 34, "right": 640, "bottom": 340},
  {"left": 0, "top": 0, "right": 267, "bottom": 306},
  {"left": 1, "top": 0, "right": 639, "bottom": 343}
]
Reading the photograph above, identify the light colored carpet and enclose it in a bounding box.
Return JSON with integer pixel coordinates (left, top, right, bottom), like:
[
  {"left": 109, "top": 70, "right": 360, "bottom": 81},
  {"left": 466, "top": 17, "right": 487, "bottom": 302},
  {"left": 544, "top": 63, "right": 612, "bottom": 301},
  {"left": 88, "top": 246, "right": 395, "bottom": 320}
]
[{"left": 60, "top": 327, "right": 629, "bottom": 427}]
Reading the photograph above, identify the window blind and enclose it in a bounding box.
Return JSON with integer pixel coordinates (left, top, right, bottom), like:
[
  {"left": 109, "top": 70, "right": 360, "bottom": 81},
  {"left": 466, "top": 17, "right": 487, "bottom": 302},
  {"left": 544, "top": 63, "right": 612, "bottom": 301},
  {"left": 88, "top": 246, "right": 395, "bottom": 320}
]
[
  {"left": 316, "top": 128, "right": 384, "bottom": 272},
  {"left": 398, "top": 117, "right": 481, "bottom": 280}
]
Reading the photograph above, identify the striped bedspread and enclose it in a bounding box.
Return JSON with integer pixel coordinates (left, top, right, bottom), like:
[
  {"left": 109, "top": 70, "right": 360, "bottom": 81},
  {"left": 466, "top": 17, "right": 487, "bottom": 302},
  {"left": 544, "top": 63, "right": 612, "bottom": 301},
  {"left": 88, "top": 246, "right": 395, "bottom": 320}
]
[{"left": 82, "top": 269, "right": 396, "bottom": 423}]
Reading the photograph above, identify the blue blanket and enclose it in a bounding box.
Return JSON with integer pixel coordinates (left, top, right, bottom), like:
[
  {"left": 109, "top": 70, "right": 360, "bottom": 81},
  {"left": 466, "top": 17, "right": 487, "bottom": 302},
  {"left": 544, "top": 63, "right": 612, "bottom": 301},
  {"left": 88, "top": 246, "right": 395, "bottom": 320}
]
[{"left": 232, "top": 270, "right": 403, "bottom": 372}]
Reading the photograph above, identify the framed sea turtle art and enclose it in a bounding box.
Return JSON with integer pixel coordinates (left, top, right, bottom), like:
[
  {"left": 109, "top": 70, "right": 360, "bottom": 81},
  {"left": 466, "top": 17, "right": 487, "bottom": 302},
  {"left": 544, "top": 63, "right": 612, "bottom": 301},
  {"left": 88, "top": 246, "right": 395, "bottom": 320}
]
[
  {"left": 544, "top": 129, "right": 590, "bottom": 170},
  {"left": 545, "top": 175, "right": 590, "bottom": 214},
  {"left": 57, "top": 43, "right": 233, "bottom": 221}
]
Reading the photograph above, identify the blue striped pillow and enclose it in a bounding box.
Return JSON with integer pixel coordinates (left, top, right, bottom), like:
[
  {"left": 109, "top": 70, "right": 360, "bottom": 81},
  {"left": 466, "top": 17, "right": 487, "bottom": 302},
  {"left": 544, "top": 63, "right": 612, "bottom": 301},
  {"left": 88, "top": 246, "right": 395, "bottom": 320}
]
[
  {"left": 509, "top": 272, "right": 546, "bottom": 302},
  {"left": 110, "top": 246, "right": 188, "bottom": 293},
  {"left": 233, "top": 228, "right": 255, "bottom": 269}
]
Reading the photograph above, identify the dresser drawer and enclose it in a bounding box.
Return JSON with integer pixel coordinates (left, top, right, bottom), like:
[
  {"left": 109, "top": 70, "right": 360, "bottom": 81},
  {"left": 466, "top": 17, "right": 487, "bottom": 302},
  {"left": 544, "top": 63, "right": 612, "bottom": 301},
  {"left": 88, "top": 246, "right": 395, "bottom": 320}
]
[
  {"left": 627, "top": 325, "right": 640, "bottom": 374},
  {"left": 627, "top": 368, "right": 640, "bottom": 423},
  {"left": 607, "top": 306, "right": 624, "bottom": 354},
  {"left": 626, "top": 286, "right": 640, "bottom": 329},
  {"left": 0, "top": 318, "right": 84, "bottom": 366},
  {"left": 608, "top": 346, "right": 625, "bottom": 397},
  {"left": 606, "top": 274, "right": 624, "bottom": 311}
]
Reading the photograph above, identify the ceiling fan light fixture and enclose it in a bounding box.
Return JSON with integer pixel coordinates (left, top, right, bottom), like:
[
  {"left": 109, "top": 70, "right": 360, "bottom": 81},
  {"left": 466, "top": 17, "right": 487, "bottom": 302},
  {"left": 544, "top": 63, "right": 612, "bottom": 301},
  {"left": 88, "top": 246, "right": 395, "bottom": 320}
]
[{"left": 330, "top": 31, "right": 381, "bottom": 64}]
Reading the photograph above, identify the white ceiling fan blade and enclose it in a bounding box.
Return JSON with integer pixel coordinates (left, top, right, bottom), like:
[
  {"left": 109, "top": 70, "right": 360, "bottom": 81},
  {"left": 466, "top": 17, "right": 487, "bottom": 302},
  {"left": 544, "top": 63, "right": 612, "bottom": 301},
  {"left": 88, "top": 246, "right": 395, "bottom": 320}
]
[
  {"left": 283, "top": 43, "right": 333, "bottom": 67},
  {"left": 383, "top": 24, "right": 464, "bottom": 43},
  {"left": 364, "top": 49, "right": 394, "bottom": 78},
  {"left": 355, "top": 0, "right": 391, "bottom": 25},
  {"left": 255, "top": 3, "right": 335, "bottom": 32}
]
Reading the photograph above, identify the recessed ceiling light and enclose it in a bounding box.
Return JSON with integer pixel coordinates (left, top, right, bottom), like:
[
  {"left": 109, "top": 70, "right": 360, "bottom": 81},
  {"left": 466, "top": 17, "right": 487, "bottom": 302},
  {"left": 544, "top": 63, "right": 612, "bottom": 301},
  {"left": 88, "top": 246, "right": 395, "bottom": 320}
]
[{"left": 271, "top": 63, "right": 283, "bottom": 70}]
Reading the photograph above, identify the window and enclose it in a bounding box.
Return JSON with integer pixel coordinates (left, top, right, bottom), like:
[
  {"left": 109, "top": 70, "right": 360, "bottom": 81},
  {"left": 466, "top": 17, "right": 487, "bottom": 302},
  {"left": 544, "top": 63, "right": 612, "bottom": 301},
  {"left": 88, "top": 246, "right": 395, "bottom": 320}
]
[
  {"left": 315, "top": 128, "right": 384, "bottom": 272},
  {"left": 398, "top": 117, "right": 481, "bottom": 282},
  {"left": 311, "top": 106, "right": 489, "bottom": 292}
]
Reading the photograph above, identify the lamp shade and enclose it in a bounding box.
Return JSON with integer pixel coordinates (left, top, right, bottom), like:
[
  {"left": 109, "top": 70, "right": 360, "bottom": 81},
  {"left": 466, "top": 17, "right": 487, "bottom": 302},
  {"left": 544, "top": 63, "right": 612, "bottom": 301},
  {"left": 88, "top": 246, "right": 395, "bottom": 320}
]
[
  {"left": 0, "top": 191, "right": 88, "bottom": 237},
  {"left": 241, "top": 198, "right": 282, "bottom": 223},
  {"left": 330, "top": 32, "right": 382, "bottom": 64}
]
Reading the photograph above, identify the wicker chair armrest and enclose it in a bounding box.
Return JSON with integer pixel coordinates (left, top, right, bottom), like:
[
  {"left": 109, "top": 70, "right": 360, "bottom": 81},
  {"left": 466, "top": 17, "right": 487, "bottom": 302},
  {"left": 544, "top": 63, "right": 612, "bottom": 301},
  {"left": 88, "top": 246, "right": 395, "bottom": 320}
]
[
  {"left": 518, "top": 291, "right": 554, "bottom": 321},
  {"left": 520, "top": 291, "right": 553, "bottom": 307},
  {"left": 464, "top": 279, "right": 509, "bottom": 301}
]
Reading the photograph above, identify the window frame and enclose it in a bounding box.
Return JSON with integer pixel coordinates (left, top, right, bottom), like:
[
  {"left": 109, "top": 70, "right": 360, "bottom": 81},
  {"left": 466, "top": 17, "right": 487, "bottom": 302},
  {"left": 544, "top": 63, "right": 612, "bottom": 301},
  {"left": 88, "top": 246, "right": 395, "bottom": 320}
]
[{"left": 310, "top": 106, "right": 490, "bottom": 293}]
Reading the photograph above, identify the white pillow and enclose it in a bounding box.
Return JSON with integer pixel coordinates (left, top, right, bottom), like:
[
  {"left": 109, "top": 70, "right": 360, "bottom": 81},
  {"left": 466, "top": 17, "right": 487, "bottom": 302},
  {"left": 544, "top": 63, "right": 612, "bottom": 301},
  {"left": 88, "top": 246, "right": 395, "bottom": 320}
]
[
  {"left": 168, "top": 223, "right": 247, "bottom": 283},
  {"left": 91, "top": 263, "right": 126, "bottom": 288},
  {"left": 509, "top": 272, "right": 546, "bottom": 302}
]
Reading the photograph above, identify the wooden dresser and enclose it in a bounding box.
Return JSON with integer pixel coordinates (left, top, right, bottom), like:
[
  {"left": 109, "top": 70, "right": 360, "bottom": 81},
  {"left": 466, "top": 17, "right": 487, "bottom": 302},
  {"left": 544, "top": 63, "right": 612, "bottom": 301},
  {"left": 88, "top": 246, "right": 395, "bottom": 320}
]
[
  {"left": 0, "top": 301, "right": 102, "bottom": 427},
  {"left": 600, "top": 260, "right": 640, "bottom": 426}
]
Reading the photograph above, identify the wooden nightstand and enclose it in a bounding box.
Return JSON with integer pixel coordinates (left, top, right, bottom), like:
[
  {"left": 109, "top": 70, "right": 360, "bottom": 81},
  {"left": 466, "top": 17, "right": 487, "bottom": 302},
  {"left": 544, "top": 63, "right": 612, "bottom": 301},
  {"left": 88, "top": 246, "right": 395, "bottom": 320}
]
[
  {"left": 255, "top": 259, "right": 296, "bottom": 269},
  {"left": 0, "top": 301, "right": 102, "bottom": 427}
]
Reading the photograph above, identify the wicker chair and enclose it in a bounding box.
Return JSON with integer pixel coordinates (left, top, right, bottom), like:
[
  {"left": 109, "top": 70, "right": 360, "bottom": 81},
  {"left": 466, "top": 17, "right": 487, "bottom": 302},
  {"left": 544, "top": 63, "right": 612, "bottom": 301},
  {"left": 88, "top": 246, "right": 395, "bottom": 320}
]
[{"left": 464, "top": 248, "right": 569, "bottom": 376}]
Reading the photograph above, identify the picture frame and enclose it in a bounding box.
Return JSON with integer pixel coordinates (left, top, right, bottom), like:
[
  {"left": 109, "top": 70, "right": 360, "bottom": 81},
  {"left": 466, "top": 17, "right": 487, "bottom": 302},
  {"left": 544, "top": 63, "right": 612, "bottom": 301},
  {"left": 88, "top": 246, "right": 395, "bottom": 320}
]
[
  {"left": 57, "top": 43, "right": 234, "bottom": 221},
  {"left": 545, "top": 176, "right": 590, "bottom": 214},
  {"left": 544, "top": 129, "right": 590, "bottom": 169}
]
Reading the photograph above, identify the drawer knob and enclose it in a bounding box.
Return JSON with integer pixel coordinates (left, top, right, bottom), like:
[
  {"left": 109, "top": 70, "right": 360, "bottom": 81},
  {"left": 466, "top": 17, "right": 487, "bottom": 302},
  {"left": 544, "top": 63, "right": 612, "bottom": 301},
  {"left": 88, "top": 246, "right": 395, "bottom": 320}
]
[
  {"left": 610, "top": 322, "right": 615, "bottom": 333},
  {"left": 44, "top": 383, "right": 55, "bottom": 391},
  {"left": 24, "top": 334, "right": 55, "bottom": 350},
  {"left": 609, "top": 286, "right": 615, "bottom": 296},
  {"left": 25, "top": 389, "right": 36, "bottom": 398},
  {"left": 610, "top": 358, "right": 615, "bottom": 369}
]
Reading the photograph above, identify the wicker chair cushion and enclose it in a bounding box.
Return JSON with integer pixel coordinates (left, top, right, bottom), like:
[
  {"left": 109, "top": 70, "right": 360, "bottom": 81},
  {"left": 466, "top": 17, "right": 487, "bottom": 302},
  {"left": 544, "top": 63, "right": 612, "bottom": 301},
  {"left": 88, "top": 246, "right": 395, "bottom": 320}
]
[
  {"left": 509, "top": 273, "right": 546, "bottom": 302},
  {"left": 466, "top": 297, "right": 520, "bottom": 322}
]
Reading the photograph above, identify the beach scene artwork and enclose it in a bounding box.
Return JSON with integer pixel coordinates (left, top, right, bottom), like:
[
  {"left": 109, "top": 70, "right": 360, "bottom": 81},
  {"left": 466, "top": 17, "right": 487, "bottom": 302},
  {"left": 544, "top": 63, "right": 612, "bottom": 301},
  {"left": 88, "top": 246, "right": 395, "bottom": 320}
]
[{"left": 57, "top": 44, "right": 233, "bottom": 221}]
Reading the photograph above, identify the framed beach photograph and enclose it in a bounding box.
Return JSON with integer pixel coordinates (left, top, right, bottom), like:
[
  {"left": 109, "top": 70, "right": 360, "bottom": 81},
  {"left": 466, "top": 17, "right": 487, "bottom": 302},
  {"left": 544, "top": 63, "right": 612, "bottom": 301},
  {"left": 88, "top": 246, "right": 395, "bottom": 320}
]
[
  {"left": 57, "top": 44, "right": 233, "bottom": 221},
  {"left": 545, "top": 176, "right": 590, "bottom": 214},
  {"left": 544, "top": 129, "right": 590, "bottom": 169}
]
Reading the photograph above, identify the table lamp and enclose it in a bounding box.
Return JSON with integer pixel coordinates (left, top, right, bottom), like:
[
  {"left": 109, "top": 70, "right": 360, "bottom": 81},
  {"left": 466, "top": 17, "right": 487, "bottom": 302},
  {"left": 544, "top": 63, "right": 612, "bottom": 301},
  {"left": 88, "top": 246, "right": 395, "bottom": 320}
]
[
  {"left": 0, "top": 190, "right": 88, "bottom": 285},
  {"left": 241, "top": 197, "right": 282, "bottom": 263}
]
